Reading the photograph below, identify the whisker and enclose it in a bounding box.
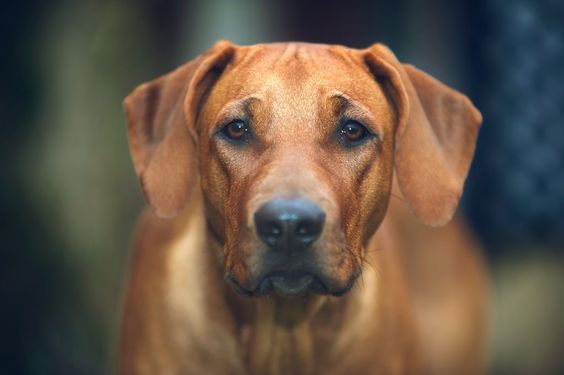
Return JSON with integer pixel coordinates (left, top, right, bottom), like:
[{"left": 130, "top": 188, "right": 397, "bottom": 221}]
[
  {"left": 357, "top": 269, "right": 366, "bottom": 292},
  {"left": 362, "top": 259, "right": 374, "bottom": 271},
  {"left": 363, "top": 246, "right": 384, "bottom": 255}
]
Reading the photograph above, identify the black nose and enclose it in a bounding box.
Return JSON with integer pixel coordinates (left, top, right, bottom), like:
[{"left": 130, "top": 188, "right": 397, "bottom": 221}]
[{"left": 255, "top": 198, "right": 325, "bottom": 251}]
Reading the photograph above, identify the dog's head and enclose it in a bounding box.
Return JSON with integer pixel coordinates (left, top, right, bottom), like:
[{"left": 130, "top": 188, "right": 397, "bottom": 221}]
[{"left": 124, "top": 41, "right": 481, "bottom": 298}]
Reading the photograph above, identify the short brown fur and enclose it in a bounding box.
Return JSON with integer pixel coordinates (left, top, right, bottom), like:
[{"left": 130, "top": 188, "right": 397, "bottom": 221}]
[{"left": 120, "top": 41, "right": 487, "bottom": 374}]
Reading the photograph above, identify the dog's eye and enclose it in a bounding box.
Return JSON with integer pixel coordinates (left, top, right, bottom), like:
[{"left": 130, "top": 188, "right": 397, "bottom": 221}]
[
  {"left": 220, "top": 120, "right": 249, "bottom": 142},
  {"left": 339, "top": 120, "right": 371, "bottom": 146}
]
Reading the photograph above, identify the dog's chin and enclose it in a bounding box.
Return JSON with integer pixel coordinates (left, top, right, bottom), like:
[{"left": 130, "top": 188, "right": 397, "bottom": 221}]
[{"left": 227, "top": 270, "right": 360, "bottom": 299}]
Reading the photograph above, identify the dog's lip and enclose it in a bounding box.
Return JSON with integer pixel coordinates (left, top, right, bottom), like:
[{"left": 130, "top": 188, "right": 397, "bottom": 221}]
[
  {"left": 259, "top": 270, "right": 317, "bottom": 298},
  {"left": 225, "top": 270, "right": 324, "bottom": 298},
  {"left": 226, "top": 269, "right": 361, "bottom": 298},
  {"left": 329, "top": 270, "right": 361, "bottom": 297},
  {"left": 225, "top": 274, "right": 255, "bottom": 298}
]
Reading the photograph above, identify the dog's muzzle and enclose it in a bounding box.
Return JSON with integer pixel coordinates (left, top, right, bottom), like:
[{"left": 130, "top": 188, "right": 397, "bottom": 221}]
[
  {"left": 226, "top": 197, "right": 358, "bottom": 298},
  {"left": 248, "top": 197, "right": 328, "bottom": 297}
]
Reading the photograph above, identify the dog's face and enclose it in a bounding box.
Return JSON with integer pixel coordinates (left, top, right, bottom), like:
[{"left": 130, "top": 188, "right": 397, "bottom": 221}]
[
  {"left": 124, "top": 41, "right": 481, "bottom": 298},
  {"left": 198, "top": 44, "right": 395, "bottom": 297}
]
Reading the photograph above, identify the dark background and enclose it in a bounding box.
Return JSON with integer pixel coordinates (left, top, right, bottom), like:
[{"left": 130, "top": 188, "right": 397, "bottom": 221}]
[{"left": 2, "top": 0, "right": 563, "bottom": 373}]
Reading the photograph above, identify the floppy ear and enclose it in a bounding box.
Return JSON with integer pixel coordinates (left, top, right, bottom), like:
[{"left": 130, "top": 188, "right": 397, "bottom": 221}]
[
  {"left": 124, "top": 40, "right": 235, "bottom": 217},
  {"left": 364, "top": 44, "right": 482, "bottom": 226}
]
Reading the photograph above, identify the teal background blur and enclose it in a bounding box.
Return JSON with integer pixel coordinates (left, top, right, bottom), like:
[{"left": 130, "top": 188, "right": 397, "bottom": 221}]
[{"left": 2, "top": 0, "right": 563, "bottom": 374}]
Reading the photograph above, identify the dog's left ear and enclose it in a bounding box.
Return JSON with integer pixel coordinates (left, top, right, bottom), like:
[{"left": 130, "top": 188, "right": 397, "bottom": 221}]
[
  {"left": 363, "top": 44, "right": 482, "bottom": 226},
  {"left": 124, "top": 40, "right": 236, "bottom": 217}
]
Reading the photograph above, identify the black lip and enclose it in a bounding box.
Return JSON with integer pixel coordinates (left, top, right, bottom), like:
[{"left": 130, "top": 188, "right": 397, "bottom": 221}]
[
  {"left": 258, "top": 271, "right": 320, "bottom": 298},
  {"left": 226, "top": 270, "right": 361, "bottom": 298},
  {"left": 225, "top": 274, "right": 255, "bottom": 298},
  {"left": 328, "top": 270, "right": 361, "bottom": 297}
]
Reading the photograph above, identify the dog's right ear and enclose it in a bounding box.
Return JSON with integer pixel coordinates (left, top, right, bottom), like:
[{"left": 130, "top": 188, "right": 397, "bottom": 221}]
[{"left": 124, "top": 40, "right": 236, "bottom": 217}]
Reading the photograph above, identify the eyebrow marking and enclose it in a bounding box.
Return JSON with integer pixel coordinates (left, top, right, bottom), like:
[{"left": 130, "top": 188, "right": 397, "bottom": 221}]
[
  {"left": 330, "top": 92, "right": 369, "bottom": 116},
  {"left": 211, "top": 96, "right": 263, "bottom": 132},
  {"left": 329, "top": 92, "right": 382, "bottom": 137},
  {"left": 221, "top": 96, "right": 263, "bottom": 114}
]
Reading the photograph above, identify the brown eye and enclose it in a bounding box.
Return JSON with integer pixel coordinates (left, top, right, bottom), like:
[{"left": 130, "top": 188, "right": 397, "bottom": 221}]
[
  {"left": 221, "top": 120, "right": 249, "bottom": 142},
  {"left": 340, "top": 120, "right": 370, "bottom": 145}
]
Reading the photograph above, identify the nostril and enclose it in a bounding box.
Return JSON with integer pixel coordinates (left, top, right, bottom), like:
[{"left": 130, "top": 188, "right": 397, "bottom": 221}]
[
  {"left": 262, "top": 222, "right": 282, "bottom": 238},
  {"left": 270, "top": 224, "right": 282, "bottom": 237},
  {"left": 295, "top": 219, "right": 322, "bottom": 238},
  {"left": 256, "top": 220, "right": 283, "bottom": 245}
]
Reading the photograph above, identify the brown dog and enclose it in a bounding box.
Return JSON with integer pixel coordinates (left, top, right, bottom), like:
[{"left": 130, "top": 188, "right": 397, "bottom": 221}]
[{"left": 119, "top": 41, "right": 487, "bottom": 374}]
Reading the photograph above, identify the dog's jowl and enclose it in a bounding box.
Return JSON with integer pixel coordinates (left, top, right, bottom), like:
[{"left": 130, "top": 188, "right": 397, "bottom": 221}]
[{"left": 120, "top": 41, "right": 487, "bottom": 375}]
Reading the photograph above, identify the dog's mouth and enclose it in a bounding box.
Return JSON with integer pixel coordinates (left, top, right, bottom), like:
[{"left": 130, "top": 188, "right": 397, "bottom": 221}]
[
  {"left": 257, "top": 271, "right": 324, "bottom": 298},
  {"left": 227, "top": 269, "right": 360, "bottom": 298}
]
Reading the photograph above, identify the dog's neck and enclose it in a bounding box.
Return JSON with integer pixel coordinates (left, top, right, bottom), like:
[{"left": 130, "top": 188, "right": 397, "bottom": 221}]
[
  {"left": 223, "top": 284, "right": 352, "bottom": 374},
  {"left": 238, "top": 296, "right": 329, "bottom": 374}
]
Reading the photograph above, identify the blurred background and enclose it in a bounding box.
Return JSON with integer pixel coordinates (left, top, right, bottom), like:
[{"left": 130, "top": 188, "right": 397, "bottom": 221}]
[{"left": 2, "top": 0, "right": 563, "bottom": 373}]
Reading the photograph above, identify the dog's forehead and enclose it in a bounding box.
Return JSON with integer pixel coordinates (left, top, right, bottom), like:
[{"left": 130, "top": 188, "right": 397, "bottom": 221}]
[
  {"left": 208, "top": 43, "right": 391, "bottom": 128},
  {"left": 230, "top": 43, "right": 371, "bottom": 91}
]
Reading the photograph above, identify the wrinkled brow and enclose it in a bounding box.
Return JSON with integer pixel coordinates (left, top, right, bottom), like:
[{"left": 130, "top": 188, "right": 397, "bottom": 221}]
[
  {"left": 210, "top": 96, "right": 263, "bottom": 135},
  {"left": 329, "top": 92, "right": 382, "bottom": 136}
]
